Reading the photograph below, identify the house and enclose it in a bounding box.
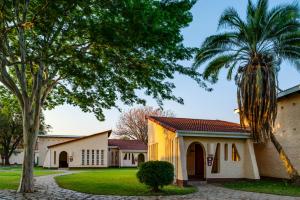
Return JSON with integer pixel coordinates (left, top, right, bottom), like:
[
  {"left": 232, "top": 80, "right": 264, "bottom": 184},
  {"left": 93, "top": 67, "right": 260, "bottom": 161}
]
[
  {"left": 42, "top": 131, "right": 111, "bottom": 168},
  {"left": 108, "top": 139, "right": 147, "bottom": 167},
  {"left": 37, "top": 135, "right": 81, "bottom": 166},
  {"left": 38, "top": 130, "right": 147, "bottom": 168},
  {"left": 147, "top": 116, "right": 260, "bottom": 186},
  {"left": 254, "top": 84, "right": 300, "bottom": 179}
]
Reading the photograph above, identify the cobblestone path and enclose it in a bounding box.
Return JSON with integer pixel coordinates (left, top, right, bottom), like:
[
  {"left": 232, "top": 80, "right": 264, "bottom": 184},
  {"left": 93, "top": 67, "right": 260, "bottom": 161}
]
[{"left": 0, "top": 171, "right": 299, "bottom": 200}]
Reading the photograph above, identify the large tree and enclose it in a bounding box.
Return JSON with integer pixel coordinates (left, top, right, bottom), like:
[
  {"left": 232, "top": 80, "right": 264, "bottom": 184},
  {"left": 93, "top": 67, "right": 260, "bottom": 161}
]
[
  {"left": 0, "top": 0, "right": 206, "bottom": 192},
  {"left": 0, "top": 86, "right": 49, "bottom": 166},
  {"left": 193, "top": 0, "right": 300, "bottom": 181},
  {"left": 115, "top": 106, "right": 174, "bottom": 144}
]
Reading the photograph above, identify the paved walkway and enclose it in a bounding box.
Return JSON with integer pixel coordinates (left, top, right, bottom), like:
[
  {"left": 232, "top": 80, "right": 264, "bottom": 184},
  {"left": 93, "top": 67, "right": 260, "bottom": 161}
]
[{"left": 0, "top": 171, "right": 300, "bottom": 200}]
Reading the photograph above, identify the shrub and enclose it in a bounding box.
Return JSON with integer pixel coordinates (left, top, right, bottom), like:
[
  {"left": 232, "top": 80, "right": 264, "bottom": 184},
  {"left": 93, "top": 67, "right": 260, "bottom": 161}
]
[{"left": 137, "top": 161, "right": 174, "bottom": 192}]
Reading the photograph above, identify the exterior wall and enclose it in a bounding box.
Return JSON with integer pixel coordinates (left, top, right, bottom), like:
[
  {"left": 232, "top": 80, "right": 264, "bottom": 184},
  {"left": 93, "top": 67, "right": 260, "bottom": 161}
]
[
  {"left": 43, "top": 133, "right": 108, "bottom": 168},
  {"left": 254, "top": 94, "right": 300, "bottom": 179},
  {"left": 148, "top": 120, "right": 259, "bottom": 184},
  {"left": 108, "top": 148, "right": 120, "bottom": 167},
  {"left": 120, "top": 150, "right": 147, "bottom": 167},
  {"left": 183, "top": 137, "right": 259, "bottom": 180},
  {"left": 38, "top": 137, "right": 76, "bottom": 166},
  {"left": 1, "top": 150, "right": 38, "bottom": 165},
  {"left": 148, "top": 120, "right": 177, "bottom": 178}
]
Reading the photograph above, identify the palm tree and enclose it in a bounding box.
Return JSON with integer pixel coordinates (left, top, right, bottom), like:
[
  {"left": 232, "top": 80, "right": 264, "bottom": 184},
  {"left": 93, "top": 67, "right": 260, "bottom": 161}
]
[{"left": 194, "top": 0, "right": 300, "bottom": 181}]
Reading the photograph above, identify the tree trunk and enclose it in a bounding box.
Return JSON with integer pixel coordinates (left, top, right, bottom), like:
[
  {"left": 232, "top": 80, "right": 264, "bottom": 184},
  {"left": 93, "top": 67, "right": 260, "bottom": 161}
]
[
  {"left": 270, "top": 133, "right": 300, "bottom": 184},
  {"left": 17, "top": 112, "right": 39, "bottom": 193},
  {"left": 4, "top": 155, "right": 10, "bottom": 165}
]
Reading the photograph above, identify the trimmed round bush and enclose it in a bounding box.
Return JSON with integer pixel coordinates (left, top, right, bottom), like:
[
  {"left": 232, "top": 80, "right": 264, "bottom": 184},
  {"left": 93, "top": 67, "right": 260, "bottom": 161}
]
[{"left": 137, "top": 161, "right": 174, "bottom": 192}]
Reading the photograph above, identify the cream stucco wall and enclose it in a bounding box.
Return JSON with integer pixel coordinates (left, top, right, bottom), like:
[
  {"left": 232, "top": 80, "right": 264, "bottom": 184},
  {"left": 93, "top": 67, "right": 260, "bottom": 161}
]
[
  {"left": 182, "top": 137, "right": 259, "bottom": 180},
  {"left": 43, "top": 133, "right": 109, "bottom": 168},
  {"left": 38, "top": 137, "right": 76, "bottom": 166},
  {"left": 2, "top": 150, "right": 38, "bottom": 165},
  {"left": 120, "top": 150, "right": 147, "bottom": 167},
  {"left": 254, "top": 93, "right": 300, "bottom": 179},
  {"left": 148, "top": 120, "right": 259, "bottom": 183}
]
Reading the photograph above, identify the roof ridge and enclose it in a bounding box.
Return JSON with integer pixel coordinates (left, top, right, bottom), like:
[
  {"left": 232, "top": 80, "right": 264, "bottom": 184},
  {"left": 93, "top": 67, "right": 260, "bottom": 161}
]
[
  {"left": 48, "top": 130, "right": 112, "bottom": 148},
  {"left": 149, "top": 116, "right": 240, "bottom": 124}
]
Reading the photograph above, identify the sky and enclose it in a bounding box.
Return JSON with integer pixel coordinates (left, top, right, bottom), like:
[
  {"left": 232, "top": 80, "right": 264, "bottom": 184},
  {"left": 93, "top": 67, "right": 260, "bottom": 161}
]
[{"left": 44, "top": 0, "right": 300, "bottom": 136}]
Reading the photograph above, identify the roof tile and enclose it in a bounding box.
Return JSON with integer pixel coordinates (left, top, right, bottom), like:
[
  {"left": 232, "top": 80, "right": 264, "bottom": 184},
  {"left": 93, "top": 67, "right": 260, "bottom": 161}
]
[
  {"left": 148, "top": 116, "right": 249, "bottom": 133},
  {"left": 108, "top": 139, "right": 147, "bottom": 150}
]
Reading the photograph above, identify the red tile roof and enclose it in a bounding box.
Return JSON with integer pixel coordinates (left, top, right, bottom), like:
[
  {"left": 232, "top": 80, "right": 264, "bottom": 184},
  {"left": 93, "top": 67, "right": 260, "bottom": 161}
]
[
  {"left": 108, "top": 139, "right": 147, "bottom": 150},
  {"left": 147, "top": 116, "right": 249, "bottom": 133}
]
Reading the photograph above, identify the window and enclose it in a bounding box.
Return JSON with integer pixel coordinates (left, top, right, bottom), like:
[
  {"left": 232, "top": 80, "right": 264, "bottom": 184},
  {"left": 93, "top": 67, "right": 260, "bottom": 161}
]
[
  {"left": 82, "top": 150, "right": 85, "bottom": 165},
  {"left": 224, "top": 144, "right": 228, "bottom": 161},
  {"left": 92, "top": 150, "right": 95, "bottom": 165},
  {"left": 54, "top": 151, "right": 56, "bottom": 165},
  {"left": 124, "top": 153, "right": 127, "bottom": 160},
  {"left": 232, "top": 144, "right": 240, "bottom": 161},
  {"left": 87, "top": 150, "right": 90, "bottom": 165},
  {"left": 101, "top": 150, "right": 104, "bottom": 165},
  {"left": 96, "top": 150, "right": 99, "bottom": 165},
  {"left": 211, "top": 143, "right": 220, "bottom": 174},
  {"left": 128, "top": 153, "right": 131, "bottom": 160}
]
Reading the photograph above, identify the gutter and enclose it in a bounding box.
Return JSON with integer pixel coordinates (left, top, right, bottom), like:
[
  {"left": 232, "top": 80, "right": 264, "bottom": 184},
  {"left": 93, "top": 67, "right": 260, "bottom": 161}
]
[
  {"left": 277, "top": 84, "right": 300, "bottom": 99},
  {"left": 176, "top": 130, "right": 251, "bottom": 139}
]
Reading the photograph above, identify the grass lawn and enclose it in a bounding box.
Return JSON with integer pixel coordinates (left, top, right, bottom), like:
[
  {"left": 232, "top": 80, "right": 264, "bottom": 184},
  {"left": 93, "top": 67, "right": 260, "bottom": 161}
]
[
  {"left": 0, "top": 166, "right": 61, "bottom": 190},
  {"left": 223, "top": 180, "right": 300, "bottom": 197},
  {"left": 55, "top": 168, "right": 196, "bottom": 196}
]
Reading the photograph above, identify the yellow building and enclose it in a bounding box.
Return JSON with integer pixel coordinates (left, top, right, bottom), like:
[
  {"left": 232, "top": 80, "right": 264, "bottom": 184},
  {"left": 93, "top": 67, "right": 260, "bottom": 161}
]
[
  {"left": 255, "top": 85, "right": 300, "bottom": 179},
  {"left": 147, "top": 116, "right": 260, "bottom": 186}
]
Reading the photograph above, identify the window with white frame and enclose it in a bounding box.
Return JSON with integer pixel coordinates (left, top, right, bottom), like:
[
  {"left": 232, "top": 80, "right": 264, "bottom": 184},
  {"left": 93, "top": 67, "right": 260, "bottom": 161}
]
[
  {"left": 87, "top": 150, "right": 90, "bottom": 165},
  {"left": 92, "top": 150, "right": 95, "bottom": 165},
  {"left": 96, "top": 150, "right": 99, "bottom": 165},
  {"left": 101, "top": 150, "right": 104, "bottom": 165},
  {"left": 82, "top": 150, "right": 85, "bottom": 165}
]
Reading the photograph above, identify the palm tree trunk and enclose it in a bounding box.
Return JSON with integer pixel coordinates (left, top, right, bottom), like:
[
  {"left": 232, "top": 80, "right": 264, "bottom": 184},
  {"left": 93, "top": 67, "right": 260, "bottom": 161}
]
[{"left": 270, "top": 133, "right": 300, "bottom": 184}]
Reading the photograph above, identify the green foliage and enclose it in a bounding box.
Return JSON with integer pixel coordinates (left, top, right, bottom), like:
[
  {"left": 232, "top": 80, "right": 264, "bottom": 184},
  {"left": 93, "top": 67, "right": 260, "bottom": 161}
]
[
  {"left": 193, "top": 0, "right": 300, "bottom": 142},
  {"left": 137, "top": 161, "right": 174, "bottom": 192},
  {"left": 0, "top": 0, "right": 205, "bottom": 120}
]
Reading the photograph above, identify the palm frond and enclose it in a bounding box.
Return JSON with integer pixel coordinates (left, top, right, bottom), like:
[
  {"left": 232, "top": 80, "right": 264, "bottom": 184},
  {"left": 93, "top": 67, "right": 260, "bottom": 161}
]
[
  {"left": 203, "top": 54, "right": 236, "bottom": 81},
  {"left": 193, "top": 33, "right": 238, "bottom": 68}
]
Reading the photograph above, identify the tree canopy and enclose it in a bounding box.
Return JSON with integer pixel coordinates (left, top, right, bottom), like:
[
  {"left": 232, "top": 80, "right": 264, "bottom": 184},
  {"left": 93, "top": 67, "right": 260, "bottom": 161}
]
[
  {"left": 0, "top": 0, "right": 204, "bottom": 192},
  {"left": 0, "top": 0, "right": 205, "bottom": 120},
  {"left": 115, "top": 106, "right": 174, "bottom": 144},
  {"left": 193, "top": 0, "right": 300, "bottom": 142}
]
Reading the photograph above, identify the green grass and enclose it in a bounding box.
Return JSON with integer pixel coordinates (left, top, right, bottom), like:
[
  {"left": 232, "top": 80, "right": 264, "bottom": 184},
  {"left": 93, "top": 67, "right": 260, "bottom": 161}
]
[
  {"left": 55, "top": 168, "right": 196, "bottom": 196},
  {"left": 223, "top": 180, "right": 300, "bottom": 197},
  {"left": 0, "top": 166, "right": 61, "bottom": 190}
]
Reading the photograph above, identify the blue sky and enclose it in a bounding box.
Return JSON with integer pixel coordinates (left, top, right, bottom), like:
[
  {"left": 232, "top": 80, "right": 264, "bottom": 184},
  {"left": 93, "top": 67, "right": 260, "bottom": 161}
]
[{"left": 44, "top": 0, "right": 300, "bottom": 135}]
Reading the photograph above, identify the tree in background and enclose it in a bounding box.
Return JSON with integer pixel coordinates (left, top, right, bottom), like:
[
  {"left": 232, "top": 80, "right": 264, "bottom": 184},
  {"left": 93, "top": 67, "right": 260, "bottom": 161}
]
[
  {"left": 0, "top": 86, "right": 23, "bottom": 166},
  {"left": 0, "top": 86, "right": 49, "bottom": 166},
  {"left": 193, "top": 0, "right": 300, "bottom": 182},
  {"left": 115, "top": 106, "right": 174, "bottom": 144},
  {"left": 0, "top": 0, "right": 206, "bottom": 192}
]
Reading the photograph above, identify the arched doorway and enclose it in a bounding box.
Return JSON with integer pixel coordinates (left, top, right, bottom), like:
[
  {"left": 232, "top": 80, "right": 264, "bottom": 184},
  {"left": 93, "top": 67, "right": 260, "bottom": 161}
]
[
  {"left": 59, "top": 151, "right": 68, "bottom": 168},
  {"left": 186, "top": 142, "right": 205, "bottom": 180},
  {"left": 137, "top": 153, "right": 145, "bottom": 166}
]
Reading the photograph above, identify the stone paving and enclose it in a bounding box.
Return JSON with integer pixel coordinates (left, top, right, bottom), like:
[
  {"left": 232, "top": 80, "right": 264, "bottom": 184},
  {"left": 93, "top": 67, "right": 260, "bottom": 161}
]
[{"left": 0, "top": 171, "right": 300, "bottom": 200}]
